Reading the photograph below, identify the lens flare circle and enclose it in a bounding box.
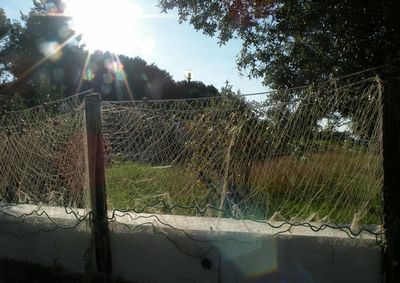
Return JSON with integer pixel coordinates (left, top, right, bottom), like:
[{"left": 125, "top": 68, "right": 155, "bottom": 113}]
[{"left": 65, "top": 0, "right": 142, "bottom": 53}]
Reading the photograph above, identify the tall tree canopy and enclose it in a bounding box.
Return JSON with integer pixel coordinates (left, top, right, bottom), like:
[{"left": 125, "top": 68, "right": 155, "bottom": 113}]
[
  {"left": 0, "top": 0, "right": 87, "bottom": 102},
  {"left": 0, "top": 8, "right": 12, "bottom": 83},
  {"left": 158, "top": 0, "right": 400, "bottom": 88}
]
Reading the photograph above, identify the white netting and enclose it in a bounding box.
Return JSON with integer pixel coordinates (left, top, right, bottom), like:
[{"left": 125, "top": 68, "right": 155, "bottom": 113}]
[
  {"left": 102, "top": 76, "right": 383, "bottom": 229},
  {"left": 0, "top": 74, "right": 384, "bottom": 236},
  {"left": 0, "top": 93, "right": 88, "bottom": 207}
]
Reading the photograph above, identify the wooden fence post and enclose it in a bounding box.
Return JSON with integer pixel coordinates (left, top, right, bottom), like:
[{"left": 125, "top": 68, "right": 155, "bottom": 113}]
[
  {"left": 85, "top": 94, "right": 112, "bottom": 281},
  {"left": 382, "top": 69, "right": 400, "bottom": 283}
]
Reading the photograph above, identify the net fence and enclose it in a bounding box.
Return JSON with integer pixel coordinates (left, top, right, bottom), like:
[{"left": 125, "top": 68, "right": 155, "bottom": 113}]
[
  {"left": 0, "top": 72, "right": 385, "bottom": 240},
  {"left": 0, "top": 91, "right": 90, "bottom": 238},
  {"left": 102, "top": 74, "right": 383, "bottom": 237}
]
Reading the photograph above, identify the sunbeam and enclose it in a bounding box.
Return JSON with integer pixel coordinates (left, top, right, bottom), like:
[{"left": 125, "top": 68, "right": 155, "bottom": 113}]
[
  {"left": 64, "top": 0, "right": 142, "bottom": 54},
  {"left": 6, "top": 32, "right": 79, "bottom": 91}
]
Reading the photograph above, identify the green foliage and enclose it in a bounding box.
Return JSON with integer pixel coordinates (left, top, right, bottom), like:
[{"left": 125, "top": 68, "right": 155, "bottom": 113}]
[
  {"left": 88, "top": 52, "right": 220, "bottom": 101},
  {"left": 4, "top": 93, "right": 27, "bottom": 111},
  {"left": 2, "top": 75, "right": 64, "bottom": 111},
  {"left": 0, "top": 8, "right": 11, "bottom": 82},
  {"left": 0, "top": 8, "right": 9, "bottom": 38},
  {"left": 158, "top": 0, "right": 400, "bottom": 88},
  {"left": 250, "top": 150, "right": 381, "bottom": 223},
  {"left": 172, "top": 80, "right": 219, "bottom": 99},
  {"left": 0, "top": 0, "right": 87, "bottom": 102},
  {"left": 106, "top": 148, "right": 381, "bottom": 223},
  {"left": 101, "top": 54, "right": 173, "bottom": 100},
  {"left": 106, "top": 163, "right": 209, "bottom": 214},
  {"left": 33, "top": 74, "right": 64, "bottom": 105}
]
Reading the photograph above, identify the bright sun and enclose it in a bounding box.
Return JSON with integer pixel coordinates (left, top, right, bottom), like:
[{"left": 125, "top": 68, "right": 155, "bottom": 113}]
[{"left": 64, "top": 0, "right": 142, "bottom": 54}]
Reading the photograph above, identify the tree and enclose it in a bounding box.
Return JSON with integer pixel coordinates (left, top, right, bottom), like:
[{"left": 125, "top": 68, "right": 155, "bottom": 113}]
[
  {"left": 179, "top": 81, "right": 218, "bottom": 98},
  {"left": 1, "top": 0, "right": 88, "bottom": 103},
  {"left": 0, "top": 8, "right": 12, "bottom": 83},
  {"left": 89, "top": 53, "right": 178, "bottom": 101},
  {"left": 0, "top": 8, "right": 8, "bottom": 39},
  {"left": 158, "top": 0, "right": 400, "bottom": 88}
]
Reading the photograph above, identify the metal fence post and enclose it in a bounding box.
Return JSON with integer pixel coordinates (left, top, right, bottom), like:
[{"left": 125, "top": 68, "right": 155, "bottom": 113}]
[
  {"left": 84, "top": 94, "right": 112, "bottom": 281},
  {"left": 382, "top": 69, "right": 400, "bottom": 283}
]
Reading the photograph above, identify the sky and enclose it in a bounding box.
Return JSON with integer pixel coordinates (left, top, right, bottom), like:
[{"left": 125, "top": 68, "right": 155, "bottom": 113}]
[{"left": 1, "top": 0, "right": 266, "bottom": 95}]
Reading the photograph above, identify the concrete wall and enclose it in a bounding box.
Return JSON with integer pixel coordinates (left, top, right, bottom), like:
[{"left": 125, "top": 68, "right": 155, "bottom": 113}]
[
  {"left": 0, "top": 204, "right": 91, "bottom": 274},
  {"left": 0, "top": 204, "right": 381, "bottom": 282}
]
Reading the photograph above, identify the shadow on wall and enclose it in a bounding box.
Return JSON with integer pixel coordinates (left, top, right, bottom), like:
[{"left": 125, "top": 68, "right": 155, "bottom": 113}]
[
  {"left": 110, "top": 223, "right": 380, "bottom": 283},
  {"left": 0, "top": 205, "right": 381, "bottom": 283}
]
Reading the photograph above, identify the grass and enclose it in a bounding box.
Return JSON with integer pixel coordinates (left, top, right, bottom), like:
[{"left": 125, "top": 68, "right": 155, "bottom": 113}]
[
  {"left": 106, "top": 149, "right": 382, "bottom": 225},
  {"left": 249, "top": 150, "right": 382, "bottom": 223},
  {"left": 106, "top": 163, "right": 210, "bottom": 215}
]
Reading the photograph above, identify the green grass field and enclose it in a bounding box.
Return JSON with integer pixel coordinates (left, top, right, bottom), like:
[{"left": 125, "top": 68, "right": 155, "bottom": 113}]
[
  {"left": 106, "top": 163, "right": 210, "bottom": 215},
  {"left": 106, "top": 150, "right": 382, "bottom": 224}
]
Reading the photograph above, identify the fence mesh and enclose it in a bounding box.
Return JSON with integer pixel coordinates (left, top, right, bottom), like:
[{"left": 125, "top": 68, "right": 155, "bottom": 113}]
[
  {"left": 0, "top": 92, "right": 91, "bottom": 239},
  {"left": 0, "top": 72, "right": 385, "bottom": 241},
  {"left": 102, "top": 75, "right": 383, "bottom": 237},
  {"left": 0, "top": 93, "right": 89, "bottom": 207}
]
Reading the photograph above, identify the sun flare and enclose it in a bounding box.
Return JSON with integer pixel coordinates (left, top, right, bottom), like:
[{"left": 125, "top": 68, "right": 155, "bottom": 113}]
[{"left": 64, "top": 0, "right": 142, "bottom": 54}]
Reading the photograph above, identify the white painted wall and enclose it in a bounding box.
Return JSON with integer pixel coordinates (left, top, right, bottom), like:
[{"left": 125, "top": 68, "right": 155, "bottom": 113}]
[{"left": 0, "top": 204, "right": 381, "bottom": 282}]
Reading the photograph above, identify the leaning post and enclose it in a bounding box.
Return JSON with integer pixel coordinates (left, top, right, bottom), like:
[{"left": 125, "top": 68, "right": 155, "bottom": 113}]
[
  {"left": 381, "top": 68, "right": 400, "bottom": 283},
  {"left": 84, "top": 94, "right": 112, "bottom": 281}
]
